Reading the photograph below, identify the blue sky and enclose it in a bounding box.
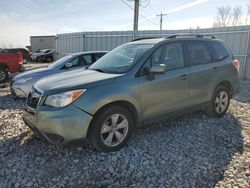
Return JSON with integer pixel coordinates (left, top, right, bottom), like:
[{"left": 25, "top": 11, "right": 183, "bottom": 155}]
[{"left": 0, "top": 0, "right": 249, "bottom": 47}]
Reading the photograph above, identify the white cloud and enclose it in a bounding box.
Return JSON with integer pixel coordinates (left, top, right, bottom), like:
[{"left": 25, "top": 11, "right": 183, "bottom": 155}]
[
  {"left": 115, "top": 0, "right": 210, "bottom": 30},
  {"left": 139, "top": 0, "right": 209, "bottom": 22},
  {"left": 165, "top": 16, "right": 214, "bottom": 29},
  {"left": 0, "top": 15, "right": 52, "bottom": 48},
  {"left": 165, "top": 0, "right": 209, "bottom": 14}
]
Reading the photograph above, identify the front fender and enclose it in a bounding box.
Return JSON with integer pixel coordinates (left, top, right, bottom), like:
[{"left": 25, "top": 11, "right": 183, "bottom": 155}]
[{"left": 73, "top": 80, "right": 142, "bottom": 123}]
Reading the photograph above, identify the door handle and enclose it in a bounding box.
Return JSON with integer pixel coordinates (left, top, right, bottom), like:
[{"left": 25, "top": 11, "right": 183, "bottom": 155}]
[{"left": 179, "top": 74, "right": 187, "bottom": 80}]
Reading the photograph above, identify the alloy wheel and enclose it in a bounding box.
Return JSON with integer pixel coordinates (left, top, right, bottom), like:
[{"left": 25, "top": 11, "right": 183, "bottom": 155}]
[
  {"left": 215, "top": 91, "right": 229, "bottom": 113},
  {"left": 0, "top": 70, "right": 6, "bottom": 81},
  {"left": 101, "top": 114, "right": 129, "bottom": 147}
]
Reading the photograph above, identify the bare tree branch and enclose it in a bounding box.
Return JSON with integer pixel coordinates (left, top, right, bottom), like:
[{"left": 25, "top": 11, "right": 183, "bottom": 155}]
[
  {"left": 245, "top": 4, "right": 250, "bottom": 25},
  {"left": 213, "top": 5, "right": 243, "bottom": 27},
  {"left": 215, "top": 6, "right": 231, "bottom": 27},
  {"left": 231, "top": 6, "right": 242, "bottom": 26}
]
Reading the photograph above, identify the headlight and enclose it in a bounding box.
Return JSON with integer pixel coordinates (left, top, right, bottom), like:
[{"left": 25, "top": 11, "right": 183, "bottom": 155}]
[
  {"left": 17, "top": 77, "right": 33, "bottom": 84},
  {"left": 44, "top": 89, "right": 86, "bottom": 107}
]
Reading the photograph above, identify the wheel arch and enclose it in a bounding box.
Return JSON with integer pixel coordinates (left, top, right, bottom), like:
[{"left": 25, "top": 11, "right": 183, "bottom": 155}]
[
  {"left": 86, "top": 100, "right": 139, "bottom": 138},
  {"left": 0, "top": 63, "right": 9, "bottom": 70},
  {"left": 216, "top": 80, "right": 233, "bottom": 98}
]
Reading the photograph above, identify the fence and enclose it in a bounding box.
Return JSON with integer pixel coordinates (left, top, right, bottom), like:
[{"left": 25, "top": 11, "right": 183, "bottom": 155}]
[{"left": 55, "top": 25, "right": 250, "bottom": 80}]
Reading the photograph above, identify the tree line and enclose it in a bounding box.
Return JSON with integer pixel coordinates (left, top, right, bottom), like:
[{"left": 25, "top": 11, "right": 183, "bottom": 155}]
[{"left": 213, "top": 5, "right": 250, "bottom": 27}]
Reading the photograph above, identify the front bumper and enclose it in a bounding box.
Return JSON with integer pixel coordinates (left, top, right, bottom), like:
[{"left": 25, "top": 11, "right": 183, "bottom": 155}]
[
  {"left": 10, "top": 81, "right": 29, "bottom": 98},
  {"left": 22, "top": 104, "right": 93, "bottom": 144}
]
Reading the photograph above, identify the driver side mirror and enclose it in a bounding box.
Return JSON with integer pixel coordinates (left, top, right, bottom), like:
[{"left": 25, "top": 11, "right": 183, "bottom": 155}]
[
  {"left": 149, "top": 64, "right": 167, "bottom": 74},
  {"left": 65, "top": 62, "right": 73, "bottom": 69}
]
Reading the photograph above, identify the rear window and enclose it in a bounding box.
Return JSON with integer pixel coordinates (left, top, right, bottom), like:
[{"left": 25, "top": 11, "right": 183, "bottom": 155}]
[
  {"left": 208, "top": 42, "right": 229, "bottom": 62},
  {"left": 186, "top": 41, "right": 212, "bottom": 66}
]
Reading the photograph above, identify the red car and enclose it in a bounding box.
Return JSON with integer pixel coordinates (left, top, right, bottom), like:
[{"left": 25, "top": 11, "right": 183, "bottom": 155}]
[
  {"left": 0, "top": 53, "right": 24, "bottom": 84},
  {"left": 0, "top": 48, "right": 31, "bottom": 64}
]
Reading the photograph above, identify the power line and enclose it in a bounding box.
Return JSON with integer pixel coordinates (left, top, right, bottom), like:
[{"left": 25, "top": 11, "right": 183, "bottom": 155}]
[
  {"left": 140, "top": 0, "right": 151, "bottom": 8},
  {"left": 121, "top": 0, "right": 158, "bottom": 26},
  {"left": 156, "top": 12, "right": 167, "bottom": 30}
]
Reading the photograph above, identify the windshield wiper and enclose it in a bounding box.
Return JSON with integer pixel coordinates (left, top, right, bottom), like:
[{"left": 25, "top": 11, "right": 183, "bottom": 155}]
[
  {"left": 90, "top": 68, "right": 122, "bottom": 74},
  {"left": 89, "top": 68, "right": 105, "bottom": 73}
]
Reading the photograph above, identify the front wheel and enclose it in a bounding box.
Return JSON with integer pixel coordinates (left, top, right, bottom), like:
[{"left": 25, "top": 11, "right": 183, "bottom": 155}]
[
  {"left": 206, "top": 85, "right": 230, "bottom": 118},
  {"left": 36, "top": 57, "right": 43, "bottom": 62},
  {"left": 89, "top": 105, "right": 133, "bottom": 152}
]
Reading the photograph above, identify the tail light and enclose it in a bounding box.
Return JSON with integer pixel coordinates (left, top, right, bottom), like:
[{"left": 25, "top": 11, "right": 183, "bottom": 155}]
[
  {"left": 17, "top": 52, "right": 23, "bottom": 65},
  {"left": 232, "top": 59, "right": 240, "bottom": 72}
]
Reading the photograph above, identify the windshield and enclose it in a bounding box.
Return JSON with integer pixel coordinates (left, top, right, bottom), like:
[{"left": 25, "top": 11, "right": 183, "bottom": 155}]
[
  {"left": 48, "top": 55, "right": 74, "bottom": 69},
  {"left": 89, "top": 44, "right": 153, "bottom": 73}
]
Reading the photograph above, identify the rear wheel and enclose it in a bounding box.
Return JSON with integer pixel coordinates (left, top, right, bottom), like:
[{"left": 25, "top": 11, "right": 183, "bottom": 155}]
[
  {"left": 89, "top": 105, "right": 133, "bottom": 152},
  {"left": 23, "top": 58, "right": 28, "bottom": 64},
  {"left": 206, "top": 85, "right": 230, "bottom": 118},
  {"left": 0, "top": 67, "right": 8, "bottom": 84}
]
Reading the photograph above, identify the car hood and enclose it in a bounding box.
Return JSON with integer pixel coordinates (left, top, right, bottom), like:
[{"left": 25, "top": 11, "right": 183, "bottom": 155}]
[
  {"left": 13, "top": 67, "right": 55, "bottom": 81},
  {"left": 34, "top": 69, "right": 123, "bottom": 95}
]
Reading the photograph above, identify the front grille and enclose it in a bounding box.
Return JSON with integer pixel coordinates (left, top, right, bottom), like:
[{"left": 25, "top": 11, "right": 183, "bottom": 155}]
[{"left": 26, "top": 87, "right": 42, "bottom": 109}]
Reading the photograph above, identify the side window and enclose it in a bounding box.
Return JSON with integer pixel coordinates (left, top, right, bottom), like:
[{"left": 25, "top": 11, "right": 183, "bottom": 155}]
[
  {"left": 95, "top": 53, "right": 105, "bottom": 61},
  {"left": 208, "top": 42, "right": 229, "bottom": 61},
  {"left": 82, "top": 55, "right": 93, "bottom": 65},
  {"left": 68, "top": 57, "right": 81, "bottom": 67},
  {"left": 161, "top": 43, "right": 184, "bottom": 70},
  {"left": 139, "top": 42, "right": 184, "bottom": 75},
  {"left": 186, "top": 41, "right": 211, "bottom": 65}
]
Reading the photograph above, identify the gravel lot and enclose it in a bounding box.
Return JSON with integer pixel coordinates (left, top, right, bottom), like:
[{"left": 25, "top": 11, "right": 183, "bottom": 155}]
[{"left": 0, "top": 64, "right": 249, "bottom": 187}]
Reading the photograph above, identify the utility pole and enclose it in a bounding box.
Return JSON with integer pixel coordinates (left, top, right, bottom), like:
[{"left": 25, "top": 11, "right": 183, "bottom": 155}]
[
  {"left": 156, "top": 12, "right": 167, "bottom": 30},
  {"left": 133, "top": 0, "right": 140, "bottom": 31}
]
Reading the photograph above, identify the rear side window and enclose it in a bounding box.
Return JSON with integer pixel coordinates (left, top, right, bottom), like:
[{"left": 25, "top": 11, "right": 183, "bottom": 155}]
[
  {"left": 95, "top": 53, "right": 106, "bottom": 61},
  {"left": 82, "top": 55, "right": 93, "bottom": 65},
  {"left": 186, "top": 41, "right": 212, "bottom": 65},
  {"left": 208, "top": 42, "right": 229, "bottom": 62}
]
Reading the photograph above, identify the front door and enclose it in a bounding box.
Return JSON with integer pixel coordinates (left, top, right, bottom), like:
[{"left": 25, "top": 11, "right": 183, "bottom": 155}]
[{"left": 137, "top": 42, "right": 190, "bottom": 122}]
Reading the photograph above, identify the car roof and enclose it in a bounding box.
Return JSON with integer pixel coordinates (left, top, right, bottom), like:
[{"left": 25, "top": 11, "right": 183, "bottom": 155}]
[
  {"left": 71, "top": 51, "right": 108, "bottom": 56},
  {"left": 130, "top": 38, "right": 165, "bottom": 45},
  {"left": 130, "top": 35, "right": 220, "bottom": 45}
]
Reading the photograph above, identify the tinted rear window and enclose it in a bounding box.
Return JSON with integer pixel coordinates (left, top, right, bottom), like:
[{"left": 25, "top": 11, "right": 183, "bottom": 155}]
[
  {"left": 186, "top": 41, "right": 212, "bottom": 65},
  {"left": 208, "top": 42, "right": 229, "bottom": 61}
]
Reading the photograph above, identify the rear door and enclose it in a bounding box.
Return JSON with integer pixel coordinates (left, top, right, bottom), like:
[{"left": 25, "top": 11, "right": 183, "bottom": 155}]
[
  {"left": 184, "top": 40, "right": 216, "bottom": 107},
  {"left": 137, "top": 41, "right": 190, "bottom": 122}
]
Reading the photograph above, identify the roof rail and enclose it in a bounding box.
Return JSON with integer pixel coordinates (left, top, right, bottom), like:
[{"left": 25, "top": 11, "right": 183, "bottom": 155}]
[
  {"left": 131, "top": 37, "right": 160, "bottom": 42},
  {"left": 166, "top": 34, "right": 216, "bottom": 39}
]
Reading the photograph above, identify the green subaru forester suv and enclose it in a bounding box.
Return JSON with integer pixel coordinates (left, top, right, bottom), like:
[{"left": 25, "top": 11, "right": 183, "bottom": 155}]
[{"left": 23, "top": 35, "right": 240, "bottom": 152}]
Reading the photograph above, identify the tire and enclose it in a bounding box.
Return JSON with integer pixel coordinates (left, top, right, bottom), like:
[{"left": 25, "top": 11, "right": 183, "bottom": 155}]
[
  {"left": 89, "top": 105, "right": 133, "bottom": 152},
  {"left": 206, "top": 85, "right": 230, "bottom": 118},
  {"left": 23, "top": 58, "right": 28, "bottom": 64},
  {"left": 0, "top": 67, "right": 8, "bottom": 84},
  {"left": 36, "top": 57, "right": 43, "bottom": 62},
  {"left": 46, "top": 57, "right": 53, "bottom": 63}
]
